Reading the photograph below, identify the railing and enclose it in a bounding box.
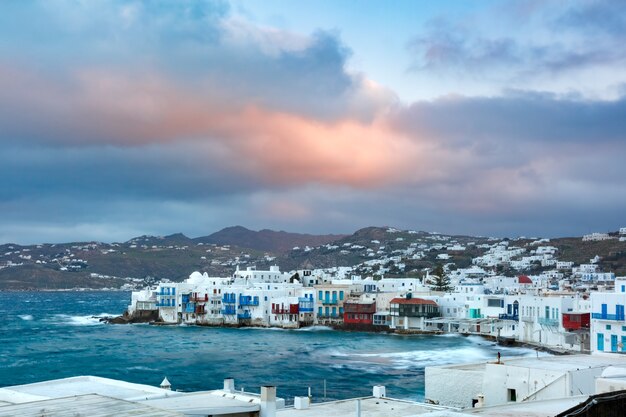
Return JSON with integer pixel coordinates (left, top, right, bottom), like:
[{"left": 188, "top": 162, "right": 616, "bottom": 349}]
[
  {"left": 239, "top": 296, "right": 259, "bottom": 306},
  {"left": 498, "top": 314, "right": 519, "bottom": 321},
  {"left": 238, "top": 312, "right": 252, "bottom": 319},
  {"left": 318, "top": 313, "right": 340, "bottom": 319},
  {"left": 184, "top": 303, "right": 195, "bottom": 313},
  {"left": 222, "top": 306, "right": 237, "bottom": 315},
  {"left": 322, "top": 299, "right": 338, "bottom": 305},
  {"left": 521, "top": 316, "right": 534, "bottom": 323},
  {"left": 156, "top": 301, "right": 175, "bottom": 307},
  {"left": 222, "top": 294, "right": 236, "bottom": 304},
  {"left": 299, "top": 298, "right": 314, "bottom": 312},
  {"left": 344, "top": 303, "right": 376, "bottom": 314},
  {"left": 190, "top": 294, "right": 208, "bottom": 302},
  {"left": 591, "top": 313, "right": 624, "bottom": 321},
  {"left": 538, "top": 317, "right": 559, "bottom": 326}
]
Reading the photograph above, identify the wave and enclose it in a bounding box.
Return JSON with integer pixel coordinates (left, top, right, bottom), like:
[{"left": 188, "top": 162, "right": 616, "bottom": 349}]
[
  {"left": 48, "top": 313, "right": 115, "bottom": 326},
  {"left": 296, "top": 326, "right": 334, "bottom": 332},
  {"left": 18, "top": 314, "right": 34, "bottom": 321}
]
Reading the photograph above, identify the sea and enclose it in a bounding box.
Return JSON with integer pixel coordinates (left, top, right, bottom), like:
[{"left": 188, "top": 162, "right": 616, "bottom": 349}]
[{"left": 1, "top": 291, "right": 545, "bottom": 403}]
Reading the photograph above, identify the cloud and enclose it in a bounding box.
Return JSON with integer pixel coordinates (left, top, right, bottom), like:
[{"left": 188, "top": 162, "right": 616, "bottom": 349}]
[
  {"left": 1, "top": 0, "right": 625, "bottom": 243},
  {"left": 406, "top": 1, "right": 626, "bottom": 98}
]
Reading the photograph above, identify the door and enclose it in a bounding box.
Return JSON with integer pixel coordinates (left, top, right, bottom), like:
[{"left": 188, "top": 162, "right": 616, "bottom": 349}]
[
  {"left": 597, "top": 333, "right": 604, "bottom": 351},
  {"left": 611, "top": 335, "right": 618, "bottom": 352}
]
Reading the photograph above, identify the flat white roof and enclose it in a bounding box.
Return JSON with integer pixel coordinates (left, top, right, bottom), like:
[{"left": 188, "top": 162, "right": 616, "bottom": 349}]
[
  {"left": 462, "top": 395, "right": 587, "bottom": 416},
  {"left": 500, "top": 354, "right": 626, "bottom": 372},
  {"left": 431, "top": 354, "right": 626, "bottom": 372},
  {"left": 141, "top": 390, "right": 260, "bottom": 415},
  {"left": 0, "top": 376, "right": 181, "bottom": 402},
  {"left": 0, "top": 394, "right": 183, "bottom": 417},
  {"left": 277, "top": 397, "right": 450, "bottom": 417}
]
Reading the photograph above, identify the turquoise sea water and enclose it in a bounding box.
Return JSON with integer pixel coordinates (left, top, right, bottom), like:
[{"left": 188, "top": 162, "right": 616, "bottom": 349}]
[{"left": 0, "top": 291, "right": 540, "bottom": 402}]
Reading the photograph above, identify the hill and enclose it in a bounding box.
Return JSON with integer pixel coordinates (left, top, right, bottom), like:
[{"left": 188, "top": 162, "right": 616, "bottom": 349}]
[
  {"left": 194, "top": 226, "right": 346, "bottom": 253},
  {"left": 0, "top": 226, "right": 625, "bottom": 290}
]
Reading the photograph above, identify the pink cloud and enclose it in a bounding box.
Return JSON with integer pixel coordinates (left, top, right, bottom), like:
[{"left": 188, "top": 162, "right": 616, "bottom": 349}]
[{"left": 1, "top": 65, "right": 424, "bottom": 187}]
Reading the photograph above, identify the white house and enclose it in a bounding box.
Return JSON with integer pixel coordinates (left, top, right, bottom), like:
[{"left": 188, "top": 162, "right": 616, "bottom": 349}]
[{"left": 590, "top": 283, "right": 626, "bottom": 354}]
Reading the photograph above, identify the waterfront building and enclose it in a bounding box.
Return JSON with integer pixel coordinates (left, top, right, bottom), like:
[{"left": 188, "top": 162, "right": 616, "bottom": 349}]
[
  {"left": 425, "top": 354, "right": 626, "bottom": 409},
  {"left": 343, "top": 297, "right": 376, "bottom": 328},
  {"left": 518, "top": 294, "right": 590, "bottom": 352},
  {"left": 314, "top": 283, "right": 350, "bottom": 325},
  {"left": 590, "top": 282, "right": 626, "bottom": 353},
  {"left": 389, "top": 295, "right": 439, "bottom": 331}
]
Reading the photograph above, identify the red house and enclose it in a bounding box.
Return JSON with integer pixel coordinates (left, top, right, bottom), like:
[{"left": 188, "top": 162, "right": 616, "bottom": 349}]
[
  {"left": 562, "top": 312, "right": 590, "bottom": 331},
  {"left": 343, "top": 301, "right": 376, "bottom": 326}
]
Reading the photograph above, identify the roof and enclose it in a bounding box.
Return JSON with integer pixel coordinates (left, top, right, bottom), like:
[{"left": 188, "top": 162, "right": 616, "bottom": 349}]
[
  {"left": 141, "top": 390, "right": 261, "bottom": 415},
  {"left": 0, "top": 394, "right": 183, "bottom": 417},
  {"left": 276, "top": 396, "right": 449, "bottom": 417},
  {"left": 518, "top": 275, "right": 532, "bottom": 284},
  {"left": 0, "top": 376, "right": 177, "bottom": 403},
  {"left": 390, "top": 297, "right": 438, "bottom": 306}
]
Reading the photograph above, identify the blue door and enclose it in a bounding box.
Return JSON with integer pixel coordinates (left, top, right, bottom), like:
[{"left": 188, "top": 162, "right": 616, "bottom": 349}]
[
  {"left": 611, "top": 335, "right": 618, "bottom": 352},
  {"left": 622, "top": 336, "right": 626, "bottom": 352},
  {"left": 601, "top": 304, "right": 607, "bottom": 318},
  {"left": 597, "top": 333, "right": 604, "bottom": 351}
]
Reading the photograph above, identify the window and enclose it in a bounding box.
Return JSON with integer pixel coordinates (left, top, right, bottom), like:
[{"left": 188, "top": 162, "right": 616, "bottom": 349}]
[
  {"left": 507, "top": 389, "right": 517, "bottom": 402},
  {"left": 606, "top": 324, "right": 612, "bottom": 330},
  {"left": 339, "top": 291, "right": 344, "bottom": 300}
]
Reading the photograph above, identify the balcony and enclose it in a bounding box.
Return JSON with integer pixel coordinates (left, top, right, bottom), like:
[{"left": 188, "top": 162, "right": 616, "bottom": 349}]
[
  {"left": 299, "top": 298, "right": 314, "bottom": 313},
  {"left": 239, "top": 296, "right": 259, "bottom": 306},
  {"left": 592, "top": 313, "right": 624, "bottom": 321},
  {"left": 222, "top": 306, "right": 237, "bottom": 315},
  {"left": 344, "top": 303, "right": 376, "bottom": 314},
  {"left": 222, "top": 294, "right": 236, "bottom": 304},
  {"left": 190, "top": 294, "right": 208, "bottom": 302},
  {"left": 498, "top": 314, "right": 519, "bottom": 321},
  {"left": 322, "top": 299, "right": 338, "bottom": 305},
  {"left": 538, "top": 317, "right": 559, "bottom": 326},
  {"left": 237, "top": 312, "right": 252, "bottom": 320},
  {"left": 318, "top": 313, "right": 340, "bottom": 319},
  {"left": 521, "top": 316, "right": 534, "bottom": 323}
]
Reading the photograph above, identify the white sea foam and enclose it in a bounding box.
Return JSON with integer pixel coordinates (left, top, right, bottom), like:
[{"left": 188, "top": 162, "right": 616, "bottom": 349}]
[
  {"left": 296, "top": 326, "right": 334, "bottom": 332},
  {"left": 49, "top": 313, "right": 114, "bottom": 326},
  {"left": 18, "top": 314, "right": 34, "bottom": 321}
]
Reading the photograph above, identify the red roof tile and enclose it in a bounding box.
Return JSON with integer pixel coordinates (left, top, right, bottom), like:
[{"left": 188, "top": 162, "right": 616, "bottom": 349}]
[
  {"left": 518, "top": 275, "right": 533, "bottom": 284},
  {"left": 390, "top": 297, "right": 438, "bottom": 305}
]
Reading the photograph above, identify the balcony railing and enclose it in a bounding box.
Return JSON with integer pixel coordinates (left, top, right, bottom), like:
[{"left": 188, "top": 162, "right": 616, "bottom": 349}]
[
  {"left": 344, "top": 303, "right": 376, "bottom": 314},
  {"left": 592, "top": 313, "right": 624, "bottom": 321},
  {"left": 318, "top": 313, "right": 340, "bottom": 319},
  {"left": 322, "top": 299, "right": 338, "bottom": 305},
  {"left": 222, "top": 306, "right": 237, "bottom": 315},
  {"left": 498, "top": 314, "right": 519, "bottom": 321},
  {"left": 222, "top": 294, "right": 236, "bottom": 304},
  {"left": 237, "top": 312, "right": 252, "bottom": 320},
  {"left": 538, "top": 317, "right": 559, "bottom": 326},
  {"left": 239, "top": 297, "right": 259, "bottom": 306}
]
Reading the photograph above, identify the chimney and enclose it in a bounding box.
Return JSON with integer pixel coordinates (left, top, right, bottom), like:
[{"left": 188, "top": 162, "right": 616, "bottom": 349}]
[
  {"left": 260, "top": 386, "right": 276, "bottom": 417},
  {"left": 373, "top": 385, "right": 386, "bottom": 398},
  {"left": 294, "top": 396, "right": 310, "bottom": 410},
  {"left": 160, "top": 377, "right": 171, "bottom": 391},
  {"left": 223, "top": 378, "right": 235, "bottom": 393}
]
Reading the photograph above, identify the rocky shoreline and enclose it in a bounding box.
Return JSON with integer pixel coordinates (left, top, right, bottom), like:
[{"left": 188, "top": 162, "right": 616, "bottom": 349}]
[{"left": 103, "top": 310, "right": 574, "bottom": 355}]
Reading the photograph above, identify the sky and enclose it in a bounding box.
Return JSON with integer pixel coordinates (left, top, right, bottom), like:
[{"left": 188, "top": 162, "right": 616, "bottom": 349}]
[{"left": 1, "top": 0, "right": 626, "bottom": 244}]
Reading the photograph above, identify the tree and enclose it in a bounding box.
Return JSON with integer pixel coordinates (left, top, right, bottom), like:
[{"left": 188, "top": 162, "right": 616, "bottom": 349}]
[{"left": 429, "top": 264, "right": 452, "bottom": 292}]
